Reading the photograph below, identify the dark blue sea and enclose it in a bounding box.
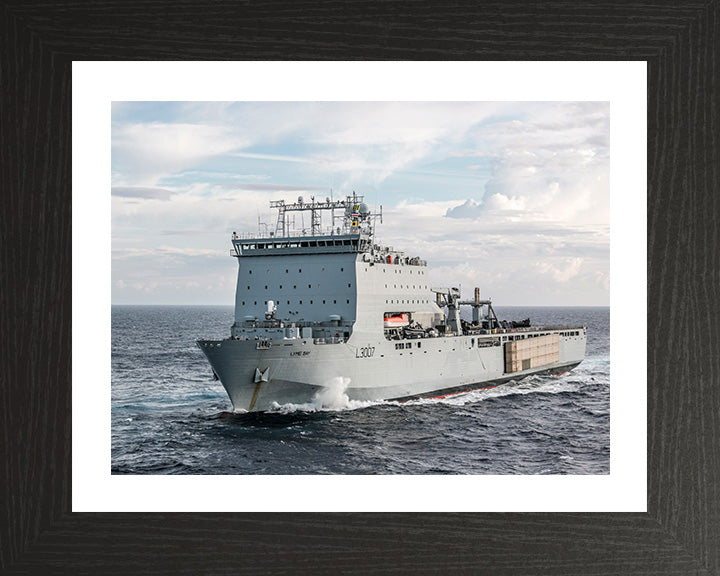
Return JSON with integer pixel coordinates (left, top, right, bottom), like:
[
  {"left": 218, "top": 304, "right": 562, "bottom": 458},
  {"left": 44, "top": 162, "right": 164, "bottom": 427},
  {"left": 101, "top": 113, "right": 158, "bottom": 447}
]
[{"left": 111, "top": 305, "right": 609, "bottom": 475}]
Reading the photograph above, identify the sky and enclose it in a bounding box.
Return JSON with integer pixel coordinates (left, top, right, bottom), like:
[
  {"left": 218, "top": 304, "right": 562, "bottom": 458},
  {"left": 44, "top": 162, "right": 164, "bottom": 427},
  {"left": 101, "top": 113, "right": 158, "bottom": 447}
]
[{"left": 111, "top": 101, "right": 609, "bottom": 306}]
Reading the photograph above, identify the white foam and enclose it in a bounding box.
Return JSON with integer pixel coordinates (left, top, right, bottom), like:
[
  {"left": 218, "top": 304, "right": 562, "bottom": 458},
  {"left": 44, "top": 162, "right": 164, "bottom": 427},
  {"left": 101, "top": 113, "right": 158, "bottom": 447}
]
[{"left": 267, "top": 377, "right": 383, "bottom": 414}]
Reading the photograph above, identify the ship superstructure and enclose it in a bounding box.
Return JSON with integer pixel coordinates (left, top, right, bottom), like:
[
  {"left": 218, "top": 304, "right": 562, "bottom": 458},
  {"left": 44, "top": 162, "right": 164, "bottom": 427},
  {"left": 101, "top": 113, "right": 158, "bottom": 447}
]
[{"left": 198, "top": 193, "right": 586, "bottom": 412}]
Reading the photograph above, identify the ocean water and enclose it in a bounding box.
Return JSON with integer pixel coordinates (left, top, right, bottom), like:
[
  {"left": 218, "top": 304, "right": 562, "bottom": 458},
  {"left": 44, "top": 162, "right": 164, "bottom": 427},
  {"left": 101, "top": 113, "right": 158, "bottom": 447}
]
[{"left": 111, "top": 305, "right": 609, "bottom": 475}]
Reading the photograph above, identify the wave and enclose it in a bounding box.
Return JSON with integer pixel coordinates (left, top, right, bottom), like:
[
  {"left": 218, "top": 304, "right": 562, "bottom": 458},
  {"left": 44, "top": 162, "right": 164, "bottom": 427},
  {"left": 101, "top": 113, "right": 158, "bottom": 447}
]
[{"left": 267, "top": 376, "right": 386, "bottom": 414}]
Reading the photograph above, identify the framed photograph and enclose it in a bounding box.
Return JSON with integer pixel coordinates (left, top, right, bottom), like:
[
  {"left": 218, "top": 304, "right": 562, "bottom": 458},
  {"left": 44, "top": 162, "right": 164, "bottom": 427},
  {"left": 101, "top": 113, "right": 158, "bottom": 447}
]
[{"left": 3, "top": 2, "right": 718, "bottom": 573}]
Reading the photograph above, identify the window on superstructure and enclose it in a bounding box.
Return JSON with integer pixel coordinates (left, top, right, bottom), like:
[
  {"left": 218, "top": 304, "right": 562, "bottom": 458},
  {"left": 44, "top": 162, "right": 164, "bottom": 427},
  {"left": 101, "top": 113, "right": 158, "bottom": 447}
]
[
  {"left": 333, "top": 300, "right": 336, "bottom": 304},
  {"left": 310, "top": 300, "right": 313, "bottom": 304},
  {"left": 346, "top": 299, "right": 350, "bottom": 304},
  {"left": 348, "top": 283, "right": 351, "bottom": 288},
  {"left": 249, "top": 270, "right": 252, "bottom": 274},
  {"left": 341, "top": 267, "right": 344, "bottom": 272}
]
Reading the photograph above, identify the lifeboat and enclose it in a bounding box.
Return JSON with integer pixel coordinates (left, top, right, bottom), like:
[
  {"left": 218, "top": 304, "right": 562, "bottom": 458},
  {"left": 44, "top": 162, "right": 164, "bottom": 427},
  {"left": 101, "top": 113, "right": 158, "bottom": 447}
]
[{"left": 383, "top": 313, "right": 410, "bottom": 327}]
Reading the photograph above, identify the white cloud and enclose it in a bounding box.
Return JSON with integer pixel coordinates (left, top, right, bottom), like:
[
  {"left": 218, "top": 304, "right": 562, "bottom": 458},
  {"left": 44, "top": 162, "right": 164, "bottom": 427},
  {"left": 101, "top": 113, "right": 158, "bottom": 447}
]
[
  {"left": 112, "top": 122, "right": 250, "bottom": 186},
  {"left": 111, "top": 102, "right": 609, "bottom": 305}
]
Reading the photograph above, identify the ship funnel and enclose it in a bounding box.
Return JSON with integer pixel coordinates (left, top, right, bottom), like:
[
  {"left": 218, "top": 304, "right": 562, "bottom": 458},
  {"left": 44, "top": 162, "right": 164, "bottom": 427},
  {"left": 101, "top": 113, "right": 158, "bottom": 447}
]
[{"left": 474, "top": 287, "right": 480, "bottom": 305}]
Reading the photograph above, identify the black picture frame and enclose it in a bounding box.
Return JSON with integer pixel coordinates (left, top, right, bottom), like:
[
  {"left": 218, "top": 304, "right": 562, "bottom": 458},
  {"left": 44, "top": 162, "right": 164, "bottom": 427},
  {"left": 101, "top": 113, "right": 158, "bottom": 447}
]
[{"left": 2, "top": 2, "right": 718, "bottom": 574}]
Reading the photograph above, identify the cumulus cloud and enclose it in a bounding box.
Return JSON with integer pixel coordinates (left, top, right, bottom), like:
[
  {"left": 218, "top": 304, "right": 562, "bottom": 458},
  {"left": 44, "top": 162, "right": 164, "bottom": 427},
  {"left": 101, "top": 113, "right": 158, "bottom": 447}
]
[{"left": 446, "top": 102, "right": 609, "bottom": 228}]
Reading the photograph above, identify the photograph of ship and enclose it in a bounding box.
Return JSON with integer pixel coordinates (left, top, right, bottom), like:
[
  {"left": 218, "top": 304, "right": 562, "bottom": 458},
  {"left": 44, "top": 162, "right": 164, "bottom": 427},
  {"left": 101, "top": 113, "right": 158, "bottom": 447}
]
[{"left": 111, "top": 102, "right": 609, "bottom": 475}]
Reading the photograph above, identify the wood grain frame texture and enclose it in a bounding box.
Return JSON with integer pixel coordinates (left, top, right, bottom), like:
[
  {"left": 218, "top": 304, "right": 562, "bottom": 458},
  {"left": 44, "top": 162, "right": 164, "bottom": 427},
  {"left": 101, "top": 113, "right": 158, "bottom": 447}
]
[{"left": 1, "top": 1, "right": 718, "bottom": 574}]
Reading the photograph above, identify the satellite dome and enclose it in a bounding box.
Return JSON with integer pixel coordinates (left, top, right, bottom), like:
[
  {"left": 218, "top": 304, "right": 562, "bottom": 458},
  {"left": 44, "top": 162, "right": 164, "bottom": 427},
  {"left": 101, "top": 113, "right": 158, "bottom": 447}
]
[{"left": 358, "top": 202, "right": 369, "bottom": 215}]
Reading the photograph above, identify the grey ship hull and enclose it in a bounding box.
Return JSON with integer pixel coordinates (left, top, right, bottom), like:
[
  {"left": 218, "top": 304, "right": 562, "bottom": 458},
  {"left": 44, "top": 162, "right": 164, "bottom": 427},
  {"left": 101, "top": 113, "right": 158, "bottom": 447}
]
[{"left": 198, "top": 330, "right": 586, "bottom": 412}]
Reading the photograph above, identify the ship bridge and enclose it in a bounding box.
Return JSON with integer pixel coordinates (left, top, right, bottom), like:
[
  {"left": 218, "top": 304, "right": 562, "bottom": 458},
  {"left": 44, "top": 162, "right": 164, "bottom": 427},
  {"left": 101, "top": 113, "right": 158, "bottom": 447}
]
[
  {"left": 233, "top": 232, "right": 373, "bottom": 257},
  {"left": 228, "top": 193, "right": 430, "bottom": 342}
]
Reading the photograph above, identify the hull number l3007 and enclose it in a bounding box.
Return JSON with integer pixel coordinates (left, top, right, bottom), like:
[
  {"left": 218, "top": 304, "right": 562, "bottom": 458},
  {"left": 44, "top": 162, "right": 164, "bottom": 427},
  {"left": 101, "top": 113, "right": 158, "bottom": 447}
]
[{"left": 356, "top": 346, "right": 375, "bottom": 358}]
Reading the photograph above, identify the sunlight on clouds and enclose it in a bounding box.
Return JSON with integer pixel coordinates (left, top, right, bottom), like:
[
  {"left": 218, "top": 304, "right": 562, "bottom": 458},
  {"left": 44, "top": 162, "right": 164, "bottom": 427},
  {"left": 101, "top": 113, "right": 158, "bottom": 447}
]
[{"left": 111, "top": 101, "right": 609, "bottom": 305}]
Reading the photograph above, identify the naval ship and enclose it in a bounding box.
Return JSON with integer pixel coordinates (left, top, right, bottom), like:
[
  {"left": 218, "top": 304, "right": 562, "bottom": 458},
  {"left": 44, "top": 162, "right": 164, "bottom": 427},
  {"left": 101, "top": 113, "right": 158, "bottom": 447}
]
[{"left": 198, "top": 193, "right": 586, "bottom": 412}]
